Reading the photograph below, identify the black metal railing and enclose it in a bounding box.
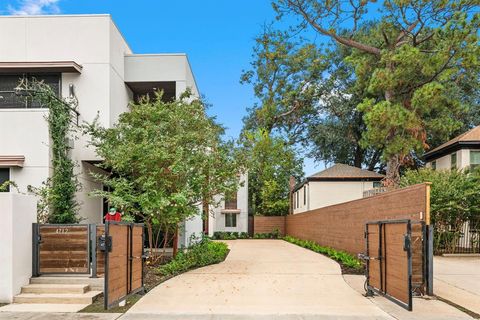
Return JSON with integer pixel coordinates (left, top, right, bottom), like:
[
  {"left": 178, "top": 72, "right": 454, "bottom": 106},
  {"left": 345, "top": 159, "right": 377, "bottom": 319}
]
[{"left": 434, "top": 220, "right": 480, "bottom": 254}]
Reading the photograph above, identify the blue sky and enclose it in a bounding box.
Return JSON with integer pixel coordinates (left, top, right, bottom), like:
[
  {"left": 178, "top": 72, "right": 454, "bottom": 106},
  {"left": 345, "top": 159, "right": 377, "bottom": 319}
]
[{"left": 0, "top": 0, "right": 322, "bottom": 175}]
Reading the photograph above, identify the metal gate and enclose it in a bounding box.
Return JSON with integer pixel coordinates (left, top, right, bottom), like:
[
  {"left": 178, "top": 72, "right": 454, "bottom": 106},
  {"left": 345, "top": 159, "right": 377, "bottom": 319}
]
[
  {"left": 365, "top": 219, "right": 427, "bottom": 311},
  {"left": 33, "top": 224, "right": 90, "bottom": 275},
  {"left": 104, "top": 222, "right": 145, "bottom": 309}
]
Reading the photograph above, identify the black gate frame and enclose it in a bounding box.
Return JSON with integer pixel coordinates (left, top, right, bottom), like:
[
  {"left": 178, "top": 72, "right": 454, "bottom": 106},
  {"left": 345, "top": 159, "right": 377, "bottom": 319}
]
[
  {"left": 104, "top": 221, "right": 146, "bottom": 309},
  {"left": 365, "top": 219, "right": 414, "bottom": 311}
]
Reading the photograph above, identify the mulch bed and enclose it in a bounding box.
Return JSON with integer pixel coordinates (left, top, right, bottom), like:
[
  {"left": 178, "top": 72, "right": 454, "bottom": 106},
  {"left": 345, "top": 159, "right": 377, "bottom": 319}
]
[
  {"left": 341, "top": 264, "right": 365, "bottom": 275},
  {"left": 79, "top": 264, "right": 169, "bottom": 313}
]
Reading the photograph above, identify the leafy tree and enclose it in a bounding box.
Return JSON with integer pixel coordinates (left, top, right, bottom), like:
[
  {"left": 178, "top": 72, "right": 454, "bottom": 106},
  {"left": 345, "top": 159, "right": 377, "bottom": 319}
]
[
  {"left": 241, "top": 28, "right": 325, "bottom": 141},
  {"left": 401, "top": 168, "right": 480, "bottom": 253},
  {"left": 84, "top": 91, "right": 241, "bottom": 258},
  {"left": 273, "top": 0, "right": 479, "bottom": 185},
  {"left": 241, "top": 129, "right": 303, "bottom": 215}
]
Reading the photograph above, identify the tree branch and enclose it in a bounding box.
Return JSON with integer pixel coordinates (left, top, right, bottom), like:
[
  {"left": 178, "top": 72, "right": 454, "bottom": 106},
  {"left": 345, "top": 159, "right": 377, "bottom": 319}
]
[{"left": 286, "top": 0, "right": 381, "bottom": 56}]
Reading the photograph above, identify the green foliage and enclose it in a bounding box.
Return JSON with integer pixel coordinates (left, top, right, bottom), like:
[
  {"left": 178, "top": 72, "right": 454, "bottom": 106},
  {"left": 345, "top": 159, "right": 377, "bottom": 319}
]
[
  {"left": 400, "top": 168, "right": 480, "bottom": 253},
  {"left": 253, "top": 229, "right": 281, "bottom": 239},
  {"left": 241, "top": 129, "right": 303, "bottom": 215},
  {"left": 84, "top": 91, "right": 242, "bottom": 254},
  {"left": 18, "top": 79, "right": 79, "bottom": 223},
  {"left": 269, "top": 1, "right": 480, "bottom": 183},
  {"left": 284, "top": 236, "right": 363, "bottom": 270},
  {"left": 158, "top": 238, "right": 229, "bottom": 277}
]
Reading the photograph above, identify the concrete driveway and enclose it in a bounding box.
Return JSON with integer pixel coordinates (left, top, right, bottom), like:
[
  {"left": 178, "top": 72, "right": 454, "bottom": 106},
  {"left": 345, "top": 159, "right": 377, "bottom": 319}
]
[
  {"left": 122, "top": 240, "right": 391, "bottom": 319},
  {"left": 434, "top": 256, "right": 480, "bottom": 315}
]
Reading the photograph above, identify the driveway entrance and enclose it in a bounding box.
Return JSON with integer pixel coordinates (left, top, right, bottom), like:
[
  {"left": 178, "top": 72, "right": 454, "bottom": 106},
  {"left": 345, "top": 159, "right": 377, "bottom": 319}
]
[{"left": 123, "top": 240, "right": 391, "bottom": 319}]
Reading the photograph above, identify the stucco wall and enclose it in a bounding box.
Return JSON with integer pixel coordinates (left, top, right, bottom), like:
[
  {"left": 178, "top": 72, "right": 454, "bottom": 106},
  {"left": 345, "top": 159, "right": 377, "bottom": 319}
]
[
  {"left": 293, "top": 180, "right": 377, "bottom": 214},
  {"left": 426, "top": 149, "right": 473, "bottom": 171},
  {"left": 212, "top": 173, "right": 248, "bottom": 234},
  {"left": 0, "top": 194, "right": 37, "bottom": 303}
]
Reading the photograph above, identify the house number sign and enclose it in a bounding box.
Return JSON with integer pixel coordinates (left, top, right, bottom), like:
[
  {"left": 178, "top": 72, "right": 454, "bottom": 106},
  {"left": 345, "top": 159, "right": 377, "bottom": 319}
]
[{"left": 56, "top": 228, "right": 69, "bottom": 234}]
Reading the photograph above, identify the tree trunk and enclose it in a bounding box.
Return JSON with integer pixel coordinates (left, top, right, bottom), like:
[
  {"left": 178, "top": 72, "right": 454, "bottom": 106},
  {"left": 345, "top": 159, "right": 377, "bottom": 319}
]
[
  {"left": 172, "top": 225, "right": 179, "bottom": 257},
  {"left": 146, "top": 221, "right": 155, "bottom": 262},
  {"left": 385, "top": 155, "right": 401, "bottom": 187}
]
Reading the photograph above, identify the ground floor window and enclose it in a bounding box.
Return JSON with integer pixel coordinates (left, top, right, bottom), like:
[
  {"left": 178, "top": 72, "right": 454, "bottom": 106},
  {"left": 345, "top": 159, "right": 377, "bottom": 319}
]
[
  {"left": 471, "top": 151, "right": 480, "bottom": 169},
  {"left": 225, "top": 213, "right": 237, "bottom": 227},
  {"left": 0, "top": 168, "right": 10, "bottom": 192}
]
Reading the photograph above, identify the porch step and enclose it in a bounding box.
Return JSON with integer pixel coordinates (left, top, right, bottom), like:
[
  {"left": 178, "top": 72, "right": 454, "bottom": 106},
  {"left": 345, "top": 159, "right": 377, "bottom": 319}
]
[
  {"left": 30, "top": 276, "right": 104, "bottom": 291},
  {"left": 13, "top": 290, "right": 102, "bottom": 304},
  {"left": 21, "top": 284, "right": 89, "bottom": 294}
]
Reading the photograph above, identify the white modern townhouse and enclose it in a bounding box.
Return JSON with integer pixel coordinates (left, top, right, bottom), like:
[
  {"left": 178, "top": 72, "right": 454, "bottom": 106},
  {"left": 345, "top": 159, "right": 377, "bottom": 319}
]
[{"left": 0, "top": 14, "right": 247, "bottom": 240}]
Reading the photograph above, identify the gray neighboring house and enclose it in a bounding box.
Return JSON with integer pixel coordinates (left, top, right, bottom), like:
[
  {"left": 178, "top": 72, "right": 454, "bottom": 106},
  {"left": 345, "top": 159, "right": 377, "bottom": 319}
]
[
  {"left": 424, "top": 125, "right": 480, "bottom": 171},
  {"left": 292, "top": 164, "right": 384, "bottom": 214}
]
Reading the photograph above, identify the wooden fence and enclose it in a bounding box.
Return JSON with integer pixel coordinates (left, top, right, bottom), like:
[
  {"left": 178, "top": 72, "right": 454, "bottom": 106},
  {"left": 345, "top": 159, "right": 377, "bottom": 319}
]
[{"left": 253, "top": 216, "right": 286, "bottom": 236}]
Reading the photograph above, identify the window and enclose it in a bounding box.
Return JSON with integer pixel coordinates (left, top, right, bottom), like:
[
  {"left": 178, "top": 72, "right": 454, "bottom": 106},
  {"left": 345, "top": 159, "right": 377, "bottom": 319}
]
[
  {"left": 470, "top": 151, "right": 480, "bottom": 169},
  {"left": 224, "top": 191, "right": 237, "bottom": 210},
  {"left": 431, "top": 161, "right": 436, "bottom": 171},
  {"left": 451, "top": 153, "right": 457, "bottom": 170},
  {"left": 0, "top": 168, "right": 10, "bottom": 192},
  {"left": 0, "top": 74, "right": 61, "bottom": 109},
  {"left": 296, "top": 191, "right": 299, "bottom": 208},
  {"left": 225, "top": 213, "right": 237, "bottom": 227},
  {"left": 373, "top": 181, "right": 382, "bottom": 188},
  {"left": 303, "top": 186, "right": 306, "bottom": 205}
]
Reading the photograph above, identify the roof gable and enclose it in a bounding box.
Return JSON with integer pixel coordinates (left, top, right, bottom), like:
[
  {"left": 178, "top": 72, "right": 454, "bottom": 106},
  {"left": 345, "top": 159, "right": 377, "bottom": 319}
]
[{"left": 424, "top": 125, "right": 480, "bottom": 160}]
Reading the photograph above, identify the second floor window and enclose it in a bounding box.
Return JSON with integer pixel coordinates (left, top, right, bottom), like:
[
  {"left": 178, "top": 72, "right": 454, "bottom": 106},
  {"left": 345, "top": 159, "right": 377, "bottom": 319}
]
[
  {"left": 0, "top": 74, "right": 61, "bottom": 109},
  {"left": 224, "top": 191, "right": 237, "bottom": 210}
]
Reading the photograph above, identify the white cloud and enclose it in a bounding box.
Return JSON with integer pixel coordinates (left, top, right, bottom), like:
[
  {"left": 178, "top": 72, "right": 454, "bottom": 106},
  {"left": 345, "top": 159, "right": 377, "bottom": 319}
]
[{"left": 8, "top": 0, "right": 61, "bottom": 15}]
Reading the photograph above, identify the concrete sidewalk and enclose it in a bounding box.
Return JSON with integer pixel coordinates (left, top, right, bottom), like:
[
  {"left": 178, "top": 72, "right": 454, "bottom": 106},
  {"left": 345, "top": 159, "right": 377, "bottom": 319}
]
[
  {"left": 434, "top": 256, "right": 480, "bottom": 315},
  {"left": 121, "top": 240, "right": 392, "bottom": 319},
  {"left": 344, "top": 275, "right": 473, "bottom": 320},
  {"left": 0, "top": 312, "right": 122, "bottom": 320}
]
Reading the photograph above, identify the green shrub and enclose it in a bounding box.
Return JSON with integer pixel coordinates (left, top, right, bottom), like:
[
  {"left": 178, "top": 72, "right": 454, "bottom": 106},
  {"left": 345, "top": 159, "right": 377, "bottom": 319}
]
[
  {"left": 253, "top": 230, "right": 281, "bottom": 239},
  {"left": 239, "top": 232, "right": 249, "bottom": 239},
  {"left": 158, "top": 238, "right": 229, "bottom": 277},
  {"left": 284, "top": 236, "right": 362, "bottom": 270}
]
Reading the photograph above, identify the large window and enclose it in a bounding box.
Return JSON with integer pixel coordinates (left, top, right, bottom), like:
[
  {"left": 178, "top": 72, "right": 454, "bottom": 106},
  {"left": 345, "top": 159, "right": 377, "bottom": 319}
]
[
  {"left": 451, "top": 153, "right": 457, "bottom": 170},
  {"left": 471, "top": 151, "right": 480, "bottom": 169},
  {"left": 0, "top": 168, "right": 10, "bottom": 192},
  {"left": 225, "top": 213, "right": 237, "bottom": 227},
  {"left": 0, "top": 74, "right": 60, "bottom": 109},
  {"left": 431, "top": 161, "right": 437, "bottom": 171}
]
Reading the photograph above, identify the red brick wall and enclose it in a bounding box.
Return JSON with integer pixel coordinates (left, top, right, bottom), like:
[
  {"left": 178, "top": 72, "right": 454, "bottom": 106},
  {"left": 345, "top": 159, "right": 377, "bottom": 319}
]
[
  {"left": 286, "top": 183, "right": 428, "bottom": 255},
  {"left": 254, "top": 216, "right": 286, "bottom": 236}
]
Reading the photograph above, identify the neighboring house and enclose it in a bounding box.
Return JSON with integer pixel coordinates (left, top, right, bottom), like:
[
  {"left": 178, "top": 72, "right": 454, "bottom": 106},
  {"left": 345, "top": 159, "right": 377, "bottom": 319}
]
[
  {"left": 424, "top": 125, "right": 480, "bottom": 171},
  {"left": 292, "top": 164, "right": 384, "bottom": 214},
  {"left": 179, "top": 173, "right": 248, "bottom": 247},
  {"left": 0, "top": 14, "right": 248, "bottom": 240}
]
